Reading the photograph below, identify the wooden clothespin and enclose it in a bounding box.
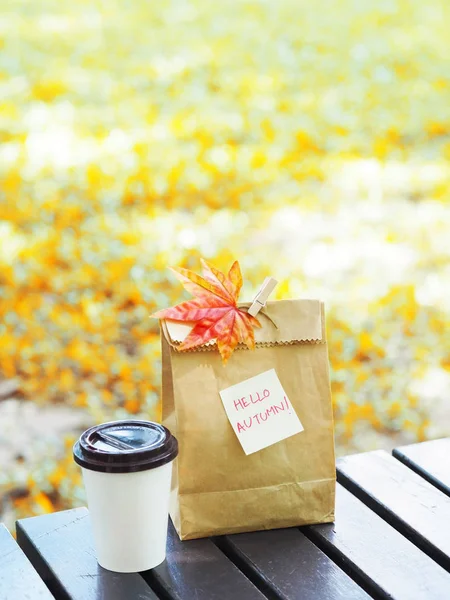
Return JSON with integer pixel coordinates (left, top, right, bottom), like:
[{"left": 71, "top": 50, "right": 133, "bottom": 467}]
[{"left": 248, "top": 277, "right": 278, "bottom": 316}]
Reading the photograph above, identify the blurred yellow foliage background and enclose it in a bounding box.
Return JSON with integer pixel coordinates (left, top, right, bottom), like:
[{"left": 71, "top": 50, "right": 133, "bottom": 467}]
[{"left": 1, "top": 0, "right": 450, "bottom": 525}]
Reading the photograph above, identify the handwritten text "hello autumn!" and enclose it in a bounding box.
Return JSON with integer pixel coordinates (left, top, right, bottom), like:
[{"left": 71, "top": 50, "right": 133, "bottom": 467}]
[{"left": 219, "top": 369, "right": 304, "bottom": 455}]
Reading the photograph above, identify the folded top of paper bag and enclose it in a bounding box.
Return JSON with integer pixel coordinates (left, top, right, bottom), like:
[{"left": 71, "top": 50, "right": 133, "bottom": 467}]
[{"left": 162, "top": 299, "right": 323, "bottom": 351}]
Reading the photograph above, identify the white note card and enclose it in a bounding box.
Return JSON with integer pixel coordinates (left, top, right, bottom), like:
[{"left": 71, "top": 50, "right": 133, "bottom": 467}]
[{"left": 219, "top": 369, "right": 304, "bottom": 455}]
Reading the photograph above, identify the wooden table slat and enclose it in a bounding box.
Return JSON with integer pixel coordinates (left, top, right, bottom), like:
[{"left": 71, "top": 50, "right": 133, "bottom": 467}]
[
  {"left": 16, "top": 507, "right": 158, "bottom": 600},
  {"left": 306, "top": 483, "right": 450, "bottom": 600},
  {"left": 142, "top": 521, "right": 268, "bottom": 600},
  {"left": 337, "top": 450, "right": 450, "bottom": 572},
  {"left": 0, "top": 523, "right": 53, "bottom": 600},
  {"left": 11, "top": 441, "right": 450, "bottom": 599},
  {"left": 217, "top": 523, "right": 370, "bottom": 600},
  {"left": 393, "top": 438, "right": 450, "bottom": 497}
]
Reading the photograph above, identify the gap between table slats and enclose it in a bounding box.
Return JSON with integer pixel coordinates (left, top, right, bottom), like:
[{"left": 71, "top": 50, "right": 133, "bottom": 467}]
[
  {"left": 393, "top": 438, "right": 450, "bottom": 497},
  {"left": 304, "top": 483, "right": 450, "bottom": 600},
  {"left": 337, "top": 450, "right": 450, "bottom": 573},
  {"left": 141, "top": 520, "right": 268, "bottom": 600},
  {"left": 213, "top": 516, "right": 371, "bottom": 600}
]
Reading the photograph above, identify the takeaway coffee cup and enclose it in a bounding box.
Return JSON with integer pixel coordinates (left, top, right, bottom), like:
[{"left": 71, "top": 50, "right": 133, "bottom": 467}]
[{"left": 73, "top": 420, "right": 178, "bottom": 573}]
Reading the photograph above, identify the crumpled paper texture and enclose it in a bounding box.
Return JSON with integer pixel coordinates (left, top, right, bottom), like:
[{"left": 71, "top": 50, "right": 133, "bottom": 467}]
[{"left": 161, "top": 299, "right": 336, "bottom": 540}]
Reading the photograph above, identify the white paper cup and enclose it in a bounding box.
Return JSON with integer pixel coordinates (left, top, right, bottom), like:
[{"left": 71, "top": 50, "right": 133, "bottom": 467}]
[{"left": 73, "top": 420, "right": 178, "bottom": 573}]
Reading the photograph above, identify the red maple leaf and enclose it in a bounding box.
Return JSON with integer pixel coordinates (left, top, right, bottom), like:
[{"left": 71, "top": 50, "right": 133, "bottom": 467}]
[{"left": 151, "top": 260, "right": 261, "bottom": 363}]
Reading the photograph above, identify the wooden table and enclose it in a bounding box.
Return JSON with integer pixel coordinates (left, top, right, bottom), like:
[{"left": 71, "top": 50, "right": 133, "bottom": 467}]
[{"left": 2, "top": 439, "right": 450, "bottom": 599}]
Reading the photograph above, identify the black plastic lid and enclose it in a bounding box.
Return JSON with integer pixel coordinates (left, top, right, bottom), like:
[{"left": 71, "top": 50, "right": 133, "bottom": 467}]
[{"left": 73, "top": 420, "right": 178, "bottom": 474}]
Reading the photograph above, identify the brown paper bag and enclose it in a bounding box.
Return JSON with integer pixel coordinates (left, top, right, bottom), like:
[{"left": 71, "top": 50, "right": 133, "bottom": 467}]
[{"left": 161, "top": 298, "right": 336, "bottom": 540}]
